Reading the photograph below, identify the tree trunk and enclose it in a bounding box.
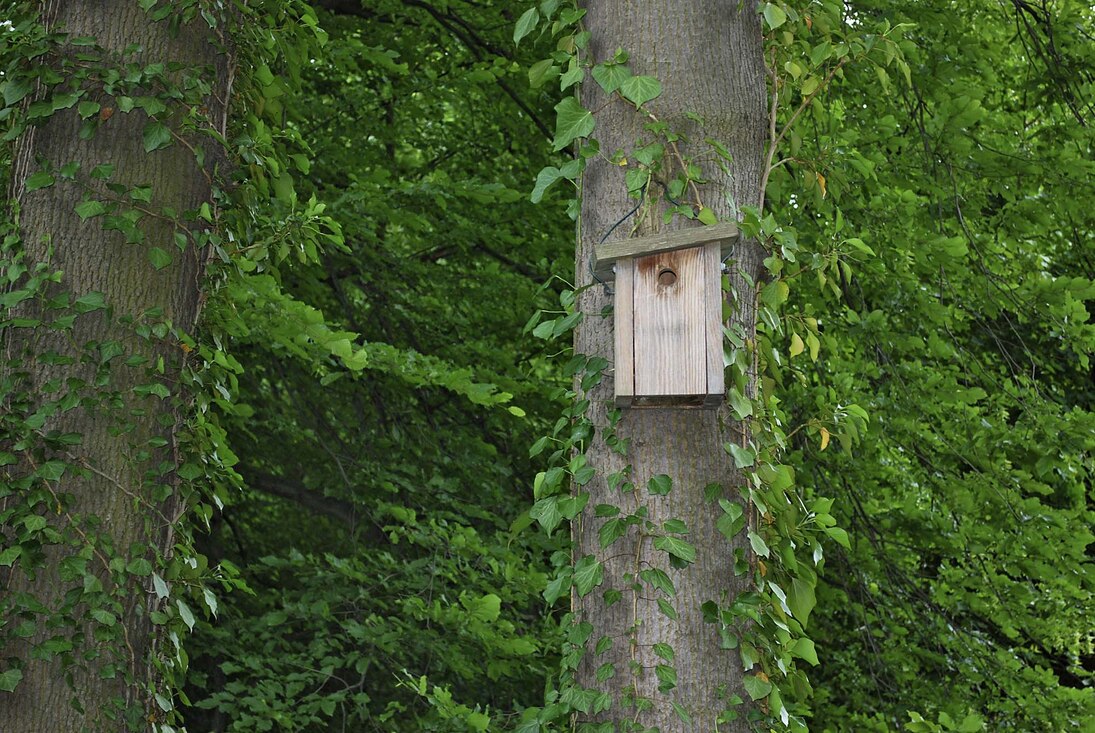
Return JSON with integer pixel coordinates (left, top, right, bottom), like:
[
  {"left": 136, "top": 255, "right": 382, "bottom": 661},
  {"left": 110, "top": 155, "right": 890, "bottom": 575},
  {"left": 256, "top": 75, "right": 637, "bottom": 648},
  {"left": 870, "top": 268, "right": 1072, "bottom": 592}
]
[
  {"left": 574, "top": 2, "right": 766, "bottom": 731},
  {"left": 0, "top": 3, "right": 229, "bottom": 730}
]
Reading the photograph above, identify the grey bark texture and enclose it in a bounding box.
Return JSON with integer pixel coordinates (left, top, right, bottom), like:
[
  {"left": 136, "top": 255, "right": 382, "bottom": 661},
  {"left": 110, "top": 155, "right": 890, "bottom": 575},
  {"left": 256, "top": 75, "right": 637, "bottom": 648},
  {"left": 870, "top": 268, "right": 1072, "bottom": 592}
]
[
  {"left": 0, "top": 2, "right": 229, "bottom": 731},
  {"left": 574, "top": 1, "right": 766, "bottom": 731}
]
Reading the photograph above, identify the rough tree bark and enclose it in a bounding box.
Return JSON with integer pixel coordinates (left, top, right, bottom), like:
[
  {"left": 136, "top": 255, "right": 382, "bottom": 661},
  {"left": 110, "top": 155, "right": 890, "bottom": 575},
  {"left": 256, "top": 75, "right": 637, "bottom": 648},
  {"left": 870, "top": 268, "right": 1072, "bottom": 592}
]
[
  {"left": 574, "top": 2, "right": 766, "bottom": 731},
  {"left": 0, "top": 2, "right": 230, "bottom": 731}
]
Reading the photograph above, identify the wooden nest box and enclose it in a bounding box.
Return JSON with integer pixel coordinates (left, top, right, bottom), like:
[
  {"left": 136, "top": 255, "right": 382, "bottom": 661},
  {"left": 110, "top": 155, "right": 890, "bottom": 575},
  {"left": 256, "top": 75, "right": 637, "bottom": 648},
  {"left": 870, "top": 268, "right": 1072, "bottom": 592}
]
[{"left": 594, "top": 222, "right": 739, "bottom": 409}]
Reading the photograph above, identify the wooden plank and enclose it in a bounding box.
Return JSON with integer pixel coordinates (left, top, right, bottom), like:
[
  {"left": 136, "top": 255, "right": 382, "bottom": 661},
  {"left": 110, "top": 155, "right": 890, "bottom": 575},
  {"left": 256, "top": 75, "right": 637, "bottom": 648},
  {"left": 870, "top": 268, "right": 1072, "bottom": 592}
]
[
  {"left": 594, "top": 221, "right": 738, "bottom": 281},
  {"left": 703, "top": 240, "right": 724, "bottom": 406},
  {"left": 613, "top": 256, "right": 635, "bottom": 407},
  {"left": 632, "top": 246, "right": 707, "bottom": 398}
]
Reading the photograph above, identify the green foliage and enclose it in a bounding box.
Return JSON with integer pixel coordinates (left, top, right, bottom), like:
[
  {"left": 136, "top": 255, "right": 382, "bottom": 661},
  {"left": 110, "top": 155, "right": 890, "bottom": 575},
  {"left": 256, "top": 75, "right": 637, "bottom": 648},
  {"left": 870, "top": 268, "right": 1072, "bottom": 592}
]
[
  {"left": 180, "top": 1, "right": 571, "bottom": 730},
  {"left": 761, "top": 1, "right": 1095, "bottom": 729},
  {"left": 2, "top": 0, "right": 1090, "bottom": 731}
]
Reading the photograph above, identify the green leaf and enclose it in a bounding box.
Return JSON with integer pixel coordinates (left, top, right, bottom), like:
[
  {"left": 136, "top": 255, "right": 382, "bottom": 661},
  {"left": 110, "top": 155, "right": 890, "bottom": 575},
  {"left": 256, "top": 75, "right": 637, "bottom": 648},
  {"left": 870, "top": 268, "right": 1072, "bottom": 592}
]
[
  {"left": 152, "top": 573, "right": 170, "bottom": 600},
  {"left": 142, "top": 121, "right": 172, "bottom": 152},
  {"left": 531, "top": 166, "right": 563, "bottom": 203},
  {"left": 748, "top": 531, "right": 770, "bottom": 557},
  {"left": 648, "top": 474, "right": 672, "bottom": 496},
  {"left": 825, "top": 526, "right": 850, "bottom": 548},
  {"left": 552, "top": 97, "right": 594, "bottom": 151},
  {"left": 513, "top": 7, "right": 539, "bottom": 45},
  {"left": 78, "top": 100, "right": 101, "bottom": 119},
  {"left": 654, "top": 536, "right": 696, "bottom": 564},
  {"left": 655, "top": 663, "right": 677, "bottom": 691},
  {"left": 0, "top": 546, "right": 22, "bottom": 567},
  {"left": 466, "top": 593, "right": 501, "bottom": 622},
  {"left": 530, "top": 496, "right": 563, "bottom": 534},
  {"left": 639, "top": 568, "right": 675, "bottom": 596},
  {"left": 126, "top": 558, "right": 153, "bottom": 576},
  {"left": 763, "top": 3, "right": 788, "bottom": 29},
  {"left": 25, "top": 172, "right": 55, "bottom": 192},
  {"left": 75, "top": 200, "right": 107, "bottom": 220},
  {"left": 662, "top": 518, "right": 688, "bottom": 534},
  {"left": 726, "top": 443, "right": 755, "bottom": 468},
  {"left": 697, "top": 207, "right": 718, "bottom": 226},
  {"left": 728, "top": 388, "right": 753, "bottom": 419},
  {"left": 743, "top": 673, "right": 773, "bottom": 700},
  {"left": 3, "top": 78, "right": 32, "bottom": 107},
  {"left": 790, "top": 638, "right": 819, "bottom": 665},
  {"left": 598, "top": 518, "right": 626, "bottom": 549},
  {"left": 177, "top": 599, "right": 195, "bottom": 631},
  {"left": 528, "top": 59, "right": 556, "bottom": 88},
  {"left": 0, "top": 668, "right": 23, "bottom": 692},
  {"left": 619, "top": 75, "right": 662, "bottom": 107},
  {"left": 148, "top": 247, "right": 172, "bottom": 270},
  {"left": 717, "top": 500, "right": 745, "bottom": 540},
  {"left": 91, "top": 608, "right": 116, "bottom": 626},
  {"left": 573, "top": 555, "right": 603, "bottom": 596},
  {"left": 38, "top": 461, "right": 66, "bottom": 481},
  {"left": 22, "top": 516, "right": 47, "bottom": 532},
  {"left": 788, "top": 577, "right": 816, "bottom": 625},
  {"left": 591, "top": 63, "right": 631, "bottom": 94}
]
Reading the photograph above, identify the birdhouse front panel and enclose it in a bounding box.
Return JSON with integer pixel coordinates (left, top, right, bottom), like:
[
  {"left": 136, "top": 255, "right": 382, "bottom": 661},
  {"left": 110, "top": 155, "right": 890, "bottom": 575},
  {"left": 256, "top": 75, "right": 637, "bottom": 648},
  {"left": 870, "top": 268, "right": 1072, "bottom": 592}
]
[{"left": 613, "top": 241, "right": 724, "bottom": 408}]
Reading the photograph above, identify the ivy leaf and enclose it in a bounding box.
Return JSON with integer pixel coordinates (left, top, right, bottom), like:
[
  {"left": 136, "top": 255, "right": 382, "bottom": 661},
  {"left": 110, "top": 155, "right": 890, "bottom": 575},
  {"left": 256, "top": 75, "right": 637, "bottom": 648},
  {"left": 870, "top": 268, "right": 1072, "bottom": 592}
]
[
  {"left": 788, "top": 577, "right": 816, "bottom": 625},
  {"left": 513, "top": 7, "right": 539, "bottom": 45},
  {"left": 552, "top": 97, "right": 594, "bottom": 151},
  {"left": 530, "top": 496, "right": 563, "bottom": 534},
  {"left": 662, "top": 519, "right": 688, "bottom": 534},
  {"left": 573, "top": 555, "right": 604, "bottom": 596},
  {"left": 543, "top": 568, "right": 571, "bottom": 605},
  {"left": 639, "top": 568, "right": 675, "bottom": 596},
  {"left": 528, "top": 59, "right": 556, "bottom": 88},
  {"left": 142, "top": 121, "right": 172, "bottom": 152},
  {"left": 0, "top": 547, "right": 21, "bottom": 567},
  {"left": 591, "top": 62, "right": 631, "bottom": 94},
  {"left": 728, "top": 388, "right": 753, "bottom": 419},
  {"left": 619, "top": 75, "right": 662, "bottom": 108},
  {"left": 648, "top": 474, "right": 672, "bottom": 496},
  {"left": 3, "top": 78, "right": 32, "bottom": 107},
  {"left": 598, "top": 518, "right": 626, "bottom": 549},
  {"left": 148, "top": 247, "right": 172, "bottom": 270},
  {"left": 25, "top": 172, "right": 55, "bottom": 192},
  {"left": 716, "top": 500, "right": 745, "bottom": 540},
  {"left": 743, "top": 673, "right": 773, "bottom": 700},
  {"left": 726, "top": 443, "right": 755, "bottom": 468},
  {"left": 91, "top": 608, "right": 116, "bottom": 626},
  {"left": 531, "top": 166, "right": 563, "bottom": 204},
  {"left": 0, "top": 668, "right": 23, "bottom": 693},
  {"left": 653, "top": 536, "right": 696, "bottom": 564},
  {"left": 78, "top": 100, "right": 101, "bottom": 119},
  {"left": 75, "top": 200, "right": 107, "bottom": 220},
  {"left": 22, "top": 515, "right": 46, "bottom": 532}
]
